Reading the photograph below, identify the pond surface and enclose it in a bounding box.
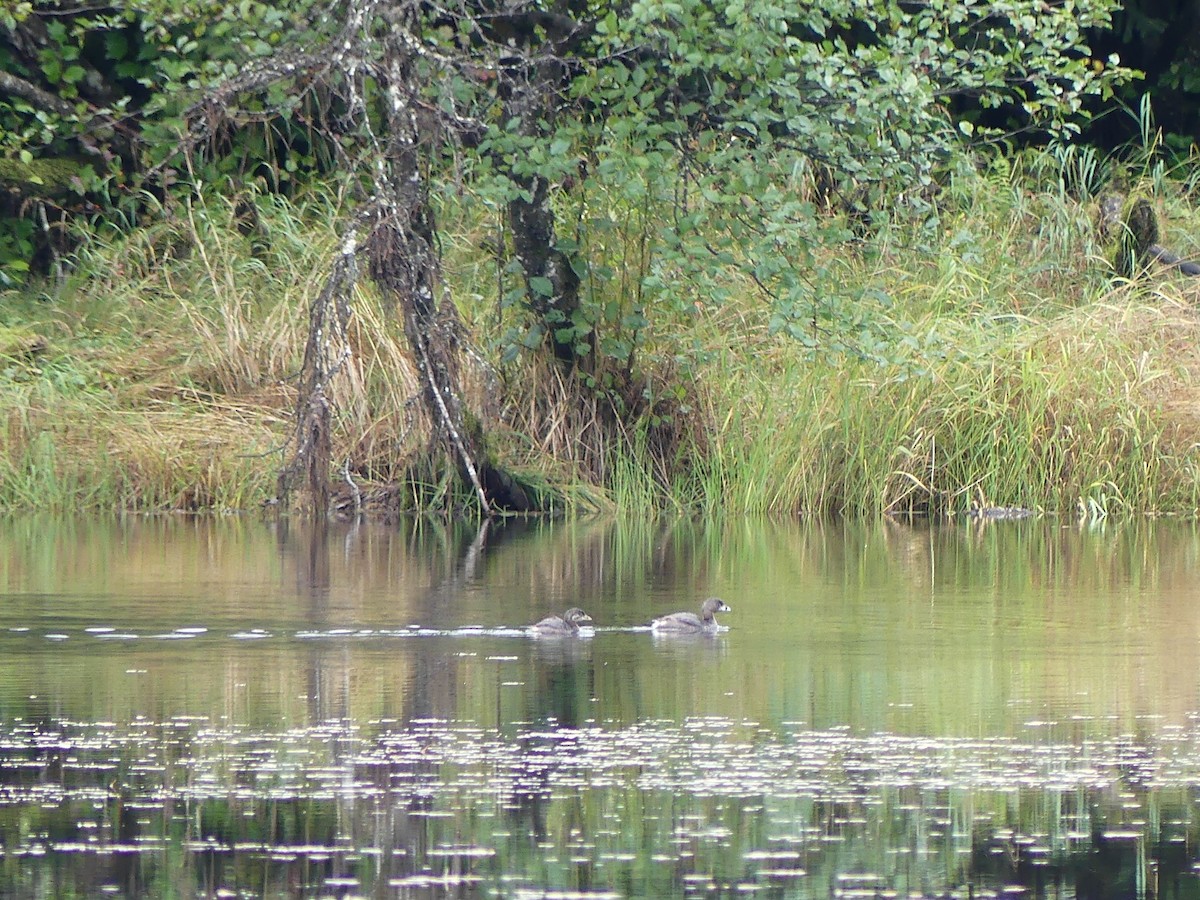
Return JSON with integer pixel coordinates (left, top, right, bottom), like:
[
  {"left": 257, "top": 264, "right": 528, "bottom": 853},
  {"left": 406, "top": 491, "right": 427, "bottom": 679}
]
[{"left": 2, "top": 515, "right": 1200, "bottom": 898}]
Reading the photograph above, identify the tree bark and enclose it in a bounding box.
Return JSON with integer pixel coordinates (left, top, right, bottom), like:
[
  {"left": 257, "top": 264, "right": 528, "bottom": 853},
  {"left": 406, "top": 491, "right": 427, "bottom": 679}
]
[
  {"left": 277, "top": 225, "right": 357, "bottom": 513},
  {"left": 498, "top": 9, "right": 593, "bottom": 368},
  {"left": 364, "top": 35, "right": 495, "bottom": 515}
]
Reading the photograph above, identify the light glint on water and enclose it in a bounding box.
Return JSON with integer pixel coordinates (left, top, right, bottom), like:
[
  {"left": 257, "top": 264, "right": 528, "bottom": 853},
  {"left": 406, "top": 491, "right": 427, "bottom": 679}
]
[{"left": 0, "top": 516, "right": 1198, "bottom": 895}]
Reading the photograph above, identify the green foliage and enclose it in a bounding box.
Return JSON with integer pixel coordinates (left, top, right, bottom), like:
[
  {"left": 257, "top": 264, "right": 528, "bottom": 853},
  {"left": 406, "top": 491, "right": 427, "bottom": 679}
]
[
  {"left": 567, "top": 0, "right": 1130, "bottom": 365},
  {"left": 423, "top": 0, "right": 1133, "bottom": 410},
  {"left": 4, "top": 141, "right": 1200, "bottom": 515},
  {"left": 4, "top": 0, "right": 1134, "bottom": 327},
  {"left": 0, "top": 0, "right": 1153, "bottom": 516},
  {"left": 0, "top": 0, "right": 331, "bottom": 283}
]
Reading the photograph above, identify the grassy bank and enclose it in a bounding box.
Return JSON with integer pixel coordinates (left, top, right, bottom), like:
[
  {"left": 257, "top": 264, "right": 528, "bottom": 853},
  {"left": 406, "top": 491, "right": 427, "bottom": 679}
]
[{"left": 3, "top": 152, "right": 1200, "bottom": 517}]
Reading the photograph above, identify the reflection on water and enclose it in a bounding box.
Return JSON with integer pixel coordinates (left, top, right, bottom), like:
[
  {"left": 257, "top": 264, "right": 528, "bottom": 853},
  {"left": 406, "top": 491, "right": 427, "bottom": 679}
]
[
  {"left": 0, "top": 515, "right": 1199, "bottom": 896},
  {"left": 1, "top": 715, "right": 1194, "bottom": 897}
]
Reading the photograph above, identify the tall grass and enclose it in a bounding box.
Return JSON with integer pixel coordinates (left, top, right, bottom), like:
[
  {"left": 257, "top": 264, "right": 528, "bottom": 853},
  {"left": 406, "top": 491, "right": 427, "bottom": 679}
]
[
  {"left": 672, "top": 152, "right": 1200, "bottom": 517},
  {"left": 3, "top": 146, "right": 1200, "bottom": 516},
  {"left": 0, "top": 187, "right": 333, "bottom": 511},
  {"left": 698, "top": 297, "right": 1200, "bottom": 517}
]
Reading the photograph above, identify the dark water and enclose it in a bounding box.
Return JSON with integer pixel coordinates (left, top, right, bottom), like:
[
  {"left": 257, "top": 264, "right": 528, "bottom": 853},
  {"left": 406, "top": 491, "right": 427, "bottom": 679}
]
[{"left": 1, "top": 516, "right": 1200, "bottom": 897}]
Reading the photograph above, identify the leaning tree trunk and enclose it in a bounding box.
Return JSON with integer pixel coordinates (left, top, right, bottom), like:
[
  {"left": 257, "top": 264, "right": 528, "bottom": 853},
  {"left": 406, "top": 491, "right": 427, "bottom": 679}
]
[
  {"left": 276, "top": 0, "right": 538, "bottom": 516},
  {"left": 367, "top": 40, "right": 496, "bottom": 514},
  {"left": 148, "top": 0, "right": 549, "bottom": 515}
]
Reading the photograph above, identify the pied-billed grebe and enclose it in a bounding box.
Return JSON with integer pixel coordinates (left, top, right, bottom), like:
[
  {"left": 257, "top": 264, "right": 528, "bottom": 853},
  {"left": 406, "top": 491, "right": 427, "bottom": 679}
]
[
  {"left": 651, "top": 597, "right": 731, "bottom": 634},
  {"left": 530, "top": 607, "right": 593, "bottom": 636}
]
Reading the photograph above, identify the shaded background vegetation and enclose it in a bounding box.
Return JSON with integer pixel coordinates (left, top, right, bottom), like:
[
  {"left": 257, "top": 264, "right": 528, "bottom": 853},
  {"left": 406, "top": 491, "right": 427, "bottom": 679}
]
[{"left": 1091, "top": 0, "right": 1200, "bottom": 150}]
